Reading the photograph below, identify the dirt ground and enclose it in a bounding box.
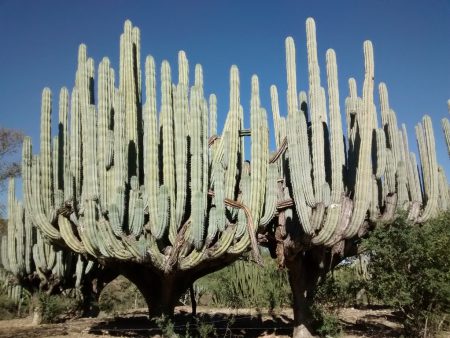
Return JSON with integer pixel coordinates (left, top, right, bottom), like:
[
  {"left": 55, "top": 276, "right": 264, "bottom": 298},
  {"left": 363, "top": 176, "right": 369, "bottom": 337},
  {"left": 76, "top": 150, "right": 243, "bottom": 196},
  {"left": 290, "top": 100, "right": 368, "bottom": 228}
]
[{"left": 0, "top": 305, "right": 413, "bottom": 337}]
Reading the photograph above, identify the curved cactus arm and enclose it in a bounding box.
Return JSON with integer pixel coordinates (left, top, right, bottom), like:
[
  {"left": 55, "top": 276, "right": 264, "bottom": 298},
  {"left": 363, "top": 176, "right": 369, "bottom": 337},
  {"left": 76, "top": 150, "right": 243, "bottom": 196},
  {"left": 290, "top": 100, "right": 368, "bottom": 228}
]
[
  {"left": 260, "top": 162, "right": 278, "bottom": 227},
  {"left": 416, "top": 116, "right": 439, "bottom": 222},
  {"left": 31, "top": 156, "right": 62, "bottom": 240},
  {"left": 344, "top": 41, "right": 375, "bottom": 238},
  {"left": 58, "top": 215, "right": 86, "bottom": 254}
]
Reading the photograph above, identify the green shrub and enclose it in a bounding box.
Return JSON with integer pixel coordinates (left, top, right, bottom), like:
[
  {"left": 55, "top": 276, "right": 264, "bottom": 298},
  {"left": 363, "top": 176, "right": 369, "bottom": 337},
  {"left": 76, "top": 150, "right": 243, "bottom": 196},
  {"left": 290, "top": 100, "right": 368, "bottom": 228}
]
[
  {"left": 0, "top": 293, "right": 19, "bottom": 320},
  {"left": 360, "top": 212, "right": 450, "bottom": 337},
  {"left": 99, "top": 275, "right": 146, "bottom": 314},
  {"left": 196, "top": 253, "right": 291, "bottom": 310},
  {"left": 36, "top": 292, "right": 83, "bottom": 323}
]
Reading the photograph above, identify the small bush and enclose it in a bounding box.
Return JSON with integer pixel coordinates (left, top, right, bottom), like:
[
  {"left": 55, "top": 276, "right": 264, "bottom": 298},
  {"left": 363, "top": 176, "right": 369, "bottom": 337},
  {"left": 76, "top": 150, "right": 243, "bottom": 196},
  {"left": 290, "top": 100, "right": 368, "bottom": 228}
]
[
  {"left": 196, "top": 253, "right": 291, "bottom": 310},
  {"left": 0, "top": 293, "right": 19, "bottom": 320},
  {"left": 36, "top": 293, "right": 83, "bottom": 323}
]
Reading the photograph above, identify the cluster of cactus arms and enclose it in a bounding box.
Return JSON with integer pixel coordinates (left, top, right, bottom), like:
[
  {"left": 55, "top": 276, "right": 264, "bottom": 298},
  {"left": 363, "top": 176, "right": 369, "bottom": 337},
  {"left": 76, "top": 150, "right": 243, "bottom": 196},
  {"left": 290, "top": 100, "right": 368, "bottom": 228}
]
[
  {"left": 264, "top": 18, "right": 449, "bottom": 337},
  {"left": 18, "top": 20, "right": 268, "bottom": 314},
  {"left": 0, "top": 177, "right": 110, "bottom": 315},
  {"left": 8, "top": 16, "right": 448, "bottom": 334}
]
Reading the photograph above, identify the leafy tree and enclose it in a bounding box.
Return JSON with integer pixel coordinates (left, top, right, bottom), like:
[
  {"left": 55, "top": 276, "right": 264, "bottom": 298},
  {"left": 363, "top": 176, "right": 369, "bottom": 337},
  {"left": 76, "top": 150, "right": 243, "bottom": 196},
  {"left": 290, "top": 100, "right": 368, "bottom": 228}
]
[{"left": 361, "top": 212, "right": 450, "bottom": 337}]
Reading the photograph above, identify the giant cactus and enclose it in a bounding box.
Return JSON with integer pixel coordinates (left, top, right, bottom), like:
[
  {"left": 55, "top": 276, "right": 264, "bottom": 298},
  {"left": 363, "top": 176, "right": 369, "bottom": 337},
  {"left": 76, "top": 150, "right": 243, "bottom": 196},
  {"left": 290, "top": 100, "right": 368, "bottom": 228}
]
[
  {"left": 9, "top": 16, "right": 448, "bottom": 336},
  {"left": 19, "top": 20, "right": 267, "bottom": 315},
  {"left": 260, "top": 18, "right": 449, "bottom": 337}
]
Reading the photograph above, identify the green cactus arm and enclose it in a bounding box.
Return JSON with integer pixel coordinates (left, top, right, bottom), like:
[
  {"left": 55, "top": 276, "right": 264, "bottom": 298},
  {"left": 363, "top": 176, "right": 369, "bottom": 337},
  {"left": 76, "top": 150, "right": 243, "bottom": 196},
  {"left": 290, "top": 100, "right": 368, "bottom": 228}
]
[
  {"left": 39, "top": 88, "right": 54, "bottom": 217},
  {"left": 249, "top": 76, "right": 268, "bottom": 227},
  {"left": 441, "top": 117, "right": 450, "bottom": 156},
  {"left": 70, "top": 88, "right": 82, "bottom": 201},
  {"left": 306, "top": 18, "right": 326, "bottom": 201},
  {"left": 375, "top": 128, "right": 386, "bottom": 179},
  {"left": 58, "top": 87, "right": 70, "bottom": 199},
  {"left": 326, "top": 49, "right": 345, "bottom": 203},
  {"left": 58, "top": 215, "right": 86, "bottom": 254},
  {"left": 344, "top": 41, "right": 375, "bottom": 238},
  {"left": 97, "top": 58, "right": 113, "bottom": 210},
  {"left": 160, "top": 61, "right": 177, "bottom": 243},
  {"left": 437, "top": 166, "right": 450, "bottom": 211},
  {"left": 31, "top": 156, "right": 62, "bottom": 240},
  {"left": 416, "top": 116, "right": 439, "bottom": 222},
  {"left": 260, "top": 162, "right": 278, "bottom": 227}
]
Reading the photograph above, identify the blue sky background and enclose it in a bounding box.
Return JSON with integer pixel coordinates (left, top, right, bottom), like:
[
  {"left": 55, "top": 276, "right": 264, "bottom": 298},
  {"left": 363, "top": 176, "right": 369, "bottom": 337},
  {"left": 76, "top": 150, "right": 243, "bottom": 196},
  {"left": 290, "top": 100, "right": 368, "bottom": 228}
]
[{"left": 0, "top": 0, "right": 449, "bottom": 204}]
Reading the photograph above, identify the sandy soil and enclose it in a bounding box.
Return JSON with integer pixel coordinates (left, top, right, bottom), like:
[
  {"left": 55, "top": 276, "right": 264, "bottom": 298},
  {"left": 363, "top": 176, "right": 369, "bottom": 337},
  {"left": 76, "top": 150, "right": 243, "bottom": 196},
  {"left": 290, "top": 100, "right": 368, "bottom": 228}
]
[{"left": 0, "top": 305, "right": 410, "bottom": 337}]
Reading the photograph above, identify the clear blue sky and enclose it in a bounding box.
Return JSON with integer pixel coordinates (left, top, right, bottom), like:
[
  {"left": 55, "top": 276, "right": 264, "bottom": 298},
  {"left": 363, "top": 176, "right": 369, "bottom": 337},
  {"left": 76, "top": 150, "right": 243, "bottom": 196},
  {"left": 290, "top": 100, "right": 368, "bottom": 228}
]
[{"left": 0, "top": 0, "right": 449, "bottom": 201}]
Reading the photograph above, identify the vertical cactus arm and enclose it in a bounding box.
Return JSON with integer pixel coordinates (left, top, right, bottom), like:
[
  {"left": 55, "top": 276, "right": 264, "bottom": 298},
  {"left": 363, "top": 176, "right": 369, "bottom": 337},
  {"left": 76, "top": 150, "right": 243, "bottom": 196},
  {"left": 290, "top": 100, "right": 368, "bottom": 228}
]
[
  {"left": 378, "top": 82, "right": 390, "bottom": 128},
  {"left": 97, "top": 58, "right": 113, "bottom": 210},
  {"left": 441, "top": 117, "right": 450, "bottom": 156},
  {"left": 160, "top": 61, "right": 177, "bottom": 243},
  {"left": 189, "top": 86, "right": 207, "bottom": 249},
  {"left": 396, "top": 161, "right": 409, "bottom": 209},
  {"left": 306, "top": 18, "right": 326, "bottom": 200},
  {"left": 437, "top": 166, "right": 449, "bottom": 211},
  {"left": 375, "top": 129, "right": 386, "bottom": 179},
  {"left": 386, "top": 108, "right": 401, "bottom": 167},
  {"left": 326, "top": 49, "right": 345, "bottom": 203},
  {"left": 1, "top": 236, "right": 10, "bottom": 271},
  {"left": 285, "top": 37, "right": 298, "bottom": 119},
  {"left": 195, "top": 63, "right": 204, "bottom": 98},
  {"left": 40, "top": 88, "right": 54, "bottom": 217},
  {"left": 385, "top": 149, "right": 397, "bottom": 194},
  {"left": 58, "top": 87, "right": 69, "bottom": 196},
  {"left": 132, "top": 26, "right": 142, "bottom": 101},
  {"left": 81, "top": 105, "right": 99, "bottom": 201},
  {"left": 24, "top": 212, "right": 33, "bottom": 274},
  {"left": 52, "top": 136, "right": 63, "bottom": 208},
  {"left": 416, "top": 116, "right": 439, "bottom": 222},
  {"left": 121, "top": 21, "right": 139, "bottom": 174},
  {"left": 344, "top": 41, "right": 374, "bottom": 238},
  {"left": 7, "top": 179, "right": 19, "bottom": 275},
  {"left": 70, "top": 88, "right": 82, "bottom": 201},
  {"left": 209, "top": 94, "right": 217, "bottom": 137},
  {"left": 270, "top": 85, "right": 282, "bottom": 149},
  {"left": 223, "top": 66, "right": 241, "bottom": 201},
  {"left": 143, "top": 56, "right": 166, "bottom": 238},
  {"left": 249, "top": 76, "right": 268, "bottom": 226},
  {"left": 174, "top": 64, "right": 189, "bottom": 227},
  {"left": 409, "top": 152, "right": 423, "bottom": 204}
]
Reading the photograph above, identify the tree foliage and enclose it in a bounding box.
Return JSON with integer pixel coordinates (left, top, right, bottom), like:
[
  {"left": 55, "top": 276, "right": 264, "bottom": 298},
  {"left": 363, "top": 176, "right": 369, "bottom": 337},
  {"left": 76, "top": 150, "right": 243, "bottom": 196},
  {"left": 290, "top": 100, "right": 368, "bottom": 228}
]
[{"left": 361, "top": 212, "right": 450, "bottom": 336}]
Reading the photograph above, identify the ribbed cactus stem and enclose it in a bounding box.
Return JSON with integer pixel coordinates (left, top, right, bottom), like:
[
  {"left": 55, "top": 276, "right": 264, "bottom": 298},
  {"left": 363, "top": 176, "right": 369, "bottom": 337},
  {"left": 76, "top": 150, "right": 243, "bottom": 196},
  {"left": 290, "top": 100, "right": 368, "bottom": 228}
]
[
  {"left": 223, "top": 66, "right": 240, "bottom": 201},
  {"left": 345, "top": 41, "right": 374, "bottom": 238},
  {"left": 40, "top": 88, "right": 53, "bottom": 217},
  {"left": 121, "top": 21, "right": 140, "bottom": 176},
  {"left": 98, "top": 57, "right": 113, "bottom": 210},
  {"left": 442, "top": 117, "right": 450, "bottom": 156},
  {"left": 58, "top": 87, "right": 69, "bottom": 195},
  {"left": 270, "top": 85, "right": 282, "bottom": 149},
  {"left": 209, "top": 94, "right": 217, "bottom": 137},
  {"left": 249, "top": 75, "right": 268, "bottom": 225},
  {"left": 160, "top": 61, "right": 177, "bottom": 242},
  {"left": 416, "top": 116, "right": 439, "bottom": 222},
  {"left": 326, "top": 49, "right": 344, "bottom": 203},
  {"left": 70, "top": 88, "right": 82, "bottom": 201},
  {"left": 306, "top": 18, "right": 325, "bottom": 201}
]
